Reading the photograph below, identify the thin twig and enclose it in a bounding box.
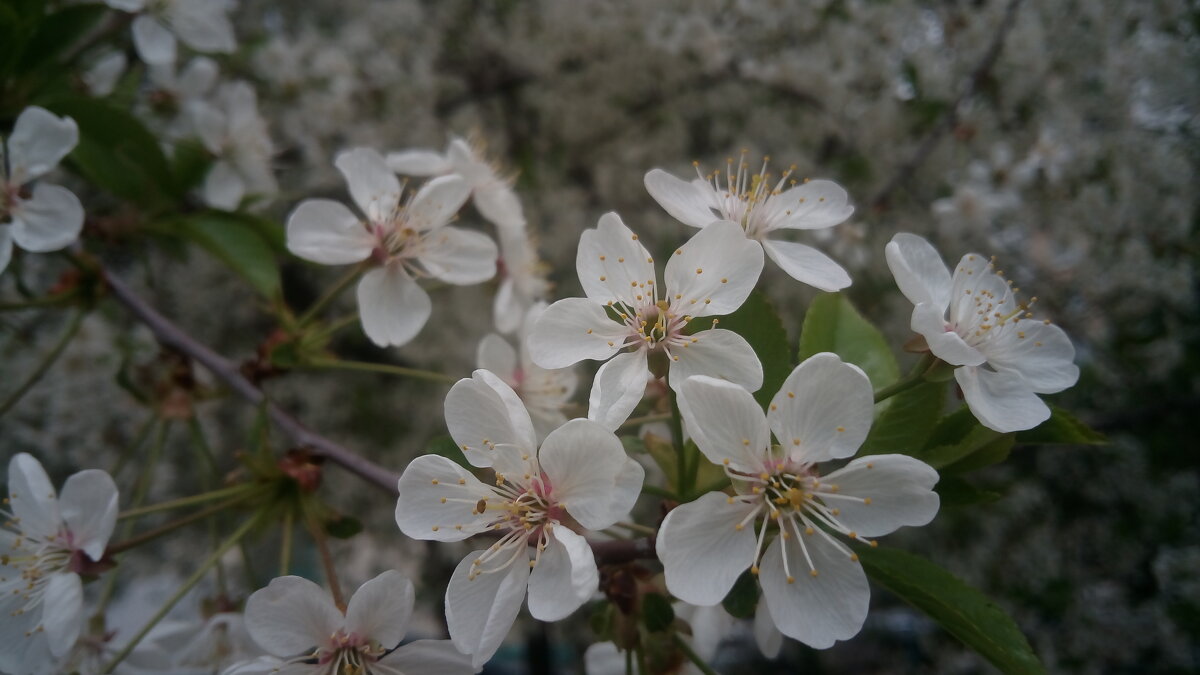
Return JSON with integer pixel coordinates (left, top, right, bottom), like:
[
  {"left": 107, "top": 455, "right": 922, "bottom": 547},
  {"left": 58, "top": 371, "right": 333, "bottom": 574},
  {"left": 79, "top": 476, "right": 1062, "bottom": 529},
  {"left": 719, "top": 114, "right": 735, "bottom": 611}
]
[{"left": 870, "top": 0, "right": 1026, "bottom": 209}]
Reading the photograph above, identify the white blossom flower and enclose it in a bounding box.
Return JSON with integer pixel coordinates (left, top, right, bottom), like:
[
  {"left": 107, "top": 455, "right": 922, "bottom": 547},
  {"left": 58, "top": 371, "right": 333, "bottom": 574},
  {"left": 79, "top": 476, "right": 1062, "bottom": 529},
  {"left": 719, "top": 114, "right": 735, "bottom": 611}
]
[
  {"left": 81, "top": 51, "right": 128, "bottom": 97},
  {"left": 105, "top": 0, "right": 236, "bottom": 67},
  {"left": 1, "top": 107, "right": 84, "bottom": 275},
  {"left": 1, "top": 454, "right": 119, "bottom": 673},
  {"left": 493, "top": 225, "right": 550, "bottom": 334},
  {"left": 190, "top": 81, "right": 277, "bottom": 210},
  {"left": 235, "top": 571, "right": 475, "bottom": 675},
  {"left": 387, "top": 137, "right": 525, "bottom": 230},
  {"left": 286, "top": 147, "right": 497, "bottom": 347},
  {"left": 477, "top": 304, "right": 577, "bottom": 441},
  {"left": 644, "top": 153, "right": 855, "bottom": 291},
  {"left": 529, "top": 213, "right": 763, "bottom": 430},
  {"left": 885, "top": 233, "right": 1080, "bottom": 432},
  {"left": 395, "top": 370, "right": 644, "bottom": 667},
  {"left": 656, "top": 355, "right": 940, "bottom": 649}
]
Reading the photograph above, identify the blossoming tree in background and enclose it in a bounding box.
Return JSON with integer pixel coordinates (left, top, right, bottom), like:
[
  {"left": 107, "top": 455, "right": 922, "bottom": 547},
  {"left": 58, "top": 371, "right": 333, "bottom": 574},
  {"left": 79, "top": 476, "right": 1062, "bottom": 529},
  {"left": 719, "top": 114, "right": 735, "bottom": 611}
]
[{"left": 7, "top": 0, "right": 1169, "bottom": 673}]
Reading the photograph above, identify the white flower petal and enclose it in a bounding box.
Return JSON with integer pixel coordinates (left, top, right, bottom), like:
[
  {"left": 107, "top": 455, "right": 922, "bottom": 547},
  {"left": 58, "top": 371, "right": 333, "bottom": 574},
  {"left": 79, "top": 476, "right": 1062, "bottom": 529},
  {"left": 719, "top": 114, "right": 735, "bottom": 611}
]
[
  {"left": 9, "top": 184, "right": 83, "bottom": 253},
  {"left": 607, "top": 457, "right": 647, "bottom": 524},
  {"left": 42, "top": 572, "right": 83, "bottom": 658},
  {"left": 955, "top": 365, "right": 1050, "bottom": 433},
  {"left": 677, "top": 375, "right": 771, "bottom": 471},
  {"left": 474, "top": 185, "right": 525, "bottom": 230},
  {"left": 356, "top": 266, "right": 430, "bottom": 347},
  {"left": 584, "top": 642, "right": 625, "bottom": 675},
  {"left": 445, "top": 369, "right": 537, "bottom": 471},
  {"left": 754, "top": 595, "right": 783, "bottom": 659},
  {"left": 767, "top": 179, "right": 855, "bottom": 231},
  {"left": 377, "top": 639, "right": 477, "bottom": 675},
  {"left": 344, "top": 570, "right": 413, "bottom": 649},
  {"left": 58, "top": 469, "right": 118, "bottom": 562},
  {"left": 644, "top": 168, "right": 720, "bottom": 229},
  {"left": 768, "top": 354, "right": 873, "bottom": 464},
  {"left": 820, "top": 454, "right": 940, "bottom": 537},
  {"left": 203, "top": 160, "right": 245, "bottom": 210},
  {"left": 912, "top": 303, "right": 987, "bottom": 367},
  {"left": 386, "top": 150, "right": 451, "bottom": 176},
  {"left": 7, "top": 453, "right": 60, "bottom": 539},
  {"left": 678, "top": 603, "right": 735, "bottom": 661},
  {"left": 285, "top": 199, "right": 374, "bottom": 265},
  {"left": 540, "top": 419, "right": 638, "bottom": 529},
  {"left": 418, "top": 226, "right": 497, "bottom": 285},
  {"left": 335, "top": 148, "right": 401, "bottom": 222},
  {"left": 982, "top": 320, "right": 1079, "bottom": 393},
  {"left": 527, "top": 298, "right": 626, "bottom": 369},
  {"left": 885, "top": 233, "right": 952, "bottom": 310},
  {"left": 105, "top": 0, "right": 145, "bottom": 11},
  {"left": 177, "top": 56, "right": 219, "bottom": 98},
  {"left": 527, "top": 527, "right": 598, "bottom": 621},
  {"left": 759, "top": 526, "right": 869, "bottom": 649},
  {"left": 406, "top": 175, "right": 471, "bottom": 232},
  {"left": 189, "top": 100, "right": 226, "bottom": 153},
  {"left": 948, "top": 253, "right": 1018, "bottom": 330},
  {"left": 575, "top": 212, "right": 656, "bottom": 307},
  {"left": 664, "top": 220, "right": 763, "bottom": 317},
  {"left": 132, "top": 15, "right": 177, "bottom": 66},
  {"left": 587, "top": 350, "right": 651, "bottom": 432},
  {"left": 7, "top": 107, "right": 78, "bottom": 182},
  {"left": 244, "top": 576, "right": 343, "bottom": 657},
  {"left": 667, "top": 328, "right": 763, "bottom": 393},
  {"left": 445, "top": 549, "right": 530, "bottom": 668},
  {"left": 395, "top": 455, "right": 497, "bottom": 542},
  {"left": 761, "top": 239, "right": 850, "bottom": 292},
  {"left": 657, "top": 492, "right": 758, "bottom": 606},
  {"left": 167, "top": 0, "right": 236, "bottom": 53},
  {"left": 476, "top": 334, "right": 518, "bottom": 381},
  {"left": 492, "top": 278, "right": 523, "bottom": 334}
]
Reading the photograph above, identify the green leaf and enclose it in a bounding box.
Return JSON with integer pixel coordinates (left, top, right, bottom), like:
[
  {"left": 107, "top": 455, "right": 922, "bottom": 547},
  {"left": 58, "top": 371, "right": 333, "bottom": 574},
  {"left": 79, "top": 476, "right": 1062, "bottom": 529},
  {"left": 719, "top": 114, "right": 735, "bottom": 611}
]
[
  {"left": 858, "top": 546, "right": 1045, "bottom": 674},
  {"left": 176, "top": 212, "right": 282, "bottom": 299},
  {"left": 914, "top": 423, "right": 1002, "bottom": 471},
  {"left": 169, "top": 137, "right": 214, "bottom": 196},
  {"left": 590, "top": 601, "right": 615, "bottom": 641},
  {"left": 935, "top": 476, "right": 1003, "bottom": 507},
  {"left": 42, "top": 98, "right": 175, "bottom": 209},
  {"left": 860, "top": 381, "right": 946, "bottom": 455},
  {"left": 426, "top": 435, "right": 471, "bottom": 469},
  {"left": 941, "top": 434, "right": 1014, "bottom": 474},
  {"left": 798, "top": 293, "right": 899, "bottom": 391},
  {"left": 17, "top": 4, "right": 107, "bottom": 73},
  {"left": 710, "top": 290, "right": 791, "bottom": 406},
  {"left": 641, "top": 592, "right": 675, "bottom": 633},
  {"left": 324, "top": 514, "right": 363, "bottom": 539},
  {"left": 721, "top": 569, "right": 758, "bottom": 619},
  {"left": 642, "top": 432, "right": 677, "bottom": 492},
  {"left": 1015, "top": 406, "right": 1106, "bottom": 445},
  {"left": 923, "top": 406, "right": 980, "bottom": 449}
]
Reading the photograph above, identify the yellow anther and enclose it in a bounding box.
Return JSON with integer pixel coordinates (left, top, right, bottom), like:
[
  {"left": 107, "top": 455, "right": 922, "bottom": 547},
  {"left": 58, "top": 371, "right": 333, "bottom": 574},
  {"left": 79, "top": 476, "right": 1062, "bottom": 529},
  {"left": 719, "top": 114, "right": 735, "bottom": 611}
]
[
  {"left": 848, "top": 531, "right": 857, "bottom": 539},
  {"left": 695, "top": 268, "right": 703, "bottom": 274},
  {"left": 440, "top": 497, "right": 447, "bottom": 503},
  {"left": 805, "top": 526, "right": 815, "bottom": 535},
  {"left": 787, "top": 391, "right": 795, "bottom": 398},
  {"left": 864, "top": 497, "right": 872, "bottom": 505},
  {"left": 866, "top": 463, "right": 874, "bottom": 469},
  {"left": 786, "top": 576, "right": 796, "bottom": 584},
  {"left": 431, "top": 526, "right": 440, "bottom": 532},
  {"left": 810, "top": 569, "right": 819, "bottom": 577},
  {"left": 751, "top": 566, "right": 760, "bottom": 575},
  {"left": 599, "top": 255, "right": 606, "bottom": 261},
  {"left": 618, "top": 257, "right": 624, "bottom": 262},
  {"left": 431, "top": 479, "right": 439, "bottom": 485},
  {"left": 850, "top": 553, "right": 859, "bottom": 562}
]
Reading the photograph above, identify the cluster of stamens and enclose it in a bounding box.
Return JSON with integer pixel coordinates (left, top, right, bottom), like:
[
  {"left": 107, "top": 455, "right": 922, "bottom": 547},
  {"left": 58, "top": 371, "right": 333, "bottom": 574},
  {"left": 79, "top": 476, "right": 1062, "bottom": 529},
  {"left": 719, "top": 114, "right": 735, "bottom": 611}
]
[
  {"left": 953, "top": 255, "right": 1054, "bottom": 345},
  {"left": 693, "top": 150, "right": 808, "bottom": 239},
  {"left": 1, "top": 500, "right": 73, "bottom": 636},
  {"left": 306, "top": 630, "right": 385, "bottom": 674},
  {"left": 723, "top": 453, "right": 875, "bottom": 584}
]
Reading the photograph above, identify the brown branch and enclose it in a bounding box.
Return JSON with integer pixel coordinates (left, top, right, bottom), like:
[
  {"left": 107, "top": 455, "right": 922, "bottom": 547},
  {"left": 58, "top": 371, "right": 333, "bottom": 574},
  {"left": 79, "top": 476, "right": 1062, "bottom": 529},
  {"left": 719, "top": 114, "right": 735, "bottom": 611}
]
[
  {"left": 101, "top": 268, "right": 658, "bottom": 565},
  {"left": 870, "top": 0, "right": 1026, "bottom": 210},
  {"left": 102, "top": 268, "right": 402, "bottom": 494}
]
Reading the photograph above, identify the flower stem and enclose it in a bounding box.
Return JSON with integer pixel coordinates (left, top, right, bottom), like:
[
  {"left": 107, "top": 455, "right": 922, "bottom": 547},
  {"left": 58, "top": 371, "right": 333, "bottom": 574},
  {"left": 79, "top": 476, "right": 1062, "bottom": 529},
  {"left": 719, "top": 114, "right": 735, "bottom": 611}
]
[
  {"left": 872, "top": 352, "right": 938, "bottom": 403},
  {"left": 280, "top": 506, "right": 295, "bottom": 576},
  {"left": 673, "top": 633, "right": 720, "bottom": 675},
  {"left": 615, "top": 521, "right": 657, "bottom": 536},
  {"left": 118, "top": 484, "right": 252, "bottom": 519},
  {"left": 296, "top": 262, "right": 368, "bottom": 328},
  {"left": 0, "top": 288, "right": 78, "bottom": 311},
  {"left": 311, "top": 311, "right": 361, "bottom": 340},
  {"left": 107, "top": 492, "right": 253, "bottom": 555},
  {"left": 102, "top": 514, "right": 260, "bottom": 674},
  {"left": 669, "top": 391, "right": 689, "bottom": 497},
  {"left": 640, "top": 484, "right": 677, "bottom": 500},
  {"left": 0, "top": 309, "right": 84, "bottom": 417},
  {"left": 306, "top": 507, "right": 345, "bottom": 610},
  {"left": 305, "top": 357, "right": 458, "bottom": 384}
]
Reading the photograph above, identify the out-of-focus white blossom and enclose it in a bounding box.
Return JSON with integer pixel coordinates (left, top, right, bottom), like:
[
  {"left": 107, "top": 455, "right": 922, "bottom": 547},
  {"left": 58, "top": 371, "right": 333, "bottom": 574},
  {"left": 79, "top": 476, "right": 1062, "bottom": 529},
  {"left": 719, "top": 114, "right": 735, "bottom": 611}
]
[
  {"left": 106, "top": 0, "right": 236, "bottom": 66},
  {"left": 190, "top": 81, "right": 277, "bottom": 210}
]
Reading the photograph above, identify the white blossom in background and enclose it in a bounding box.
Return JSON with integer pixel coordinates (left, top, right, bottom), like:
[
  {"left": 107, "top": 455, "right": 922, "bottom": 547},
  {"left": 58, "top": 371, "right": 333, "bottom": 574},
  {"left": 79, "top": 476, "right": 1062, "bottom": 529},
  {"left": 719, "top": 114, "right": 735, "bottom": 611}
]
[
  {"left": 395, "top": 370, "right": 643, "bottom": 667},
  {"left": 885, "top": 233, "right": 1080, "bottom": 432},
  {"left": 104, "top": 0, "right": 236, "bottom": 67},
  {"left": 232, "top": 571, "right": 474, "bottom": 674},
  {"left": 190, "top": 81, "right": 277, "bottom": 210},
  {"left": 656, "top": 355, "right": 940, "bottom": 649},
  {"left": 1, "top": 106, "right": 84, "bottom": 275},
  {"left": 0, "top": 454, "right": 119, "bottom": 674},
  {"left": 286, "top": 148, "right": 497, "bottom": 347},
  {"left": 493, "top": 225, "right": 551, "bottom": 334},
  {"left": 81, "top": 51, "right": 128, "bottom": 97},
  {"left": 530, "top": 214, "right": 764, "bottom": 430},
  {"left": 477, "top": 303, "right": 577, "bottom": 441},
  {"left": 930, "top": 159, "right": 1020, "bottom": 236},
  {"left": 147, "top": 56, "right": 220, "bottom": 117},
  {"left": 387, "top": 137, "right": 526, "bottom": 230},
  {"left": 645, "top": 154, "right": 855, "bottom": 291}
]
